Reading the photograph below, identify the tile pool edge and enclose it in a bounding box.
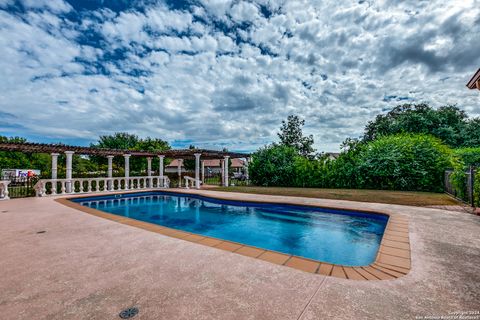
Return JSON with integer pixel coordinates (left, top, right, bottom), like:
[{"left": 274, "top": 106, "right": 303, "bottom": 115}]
[{"left": 55, "top": 191, "right": 411, "bottom": 280}]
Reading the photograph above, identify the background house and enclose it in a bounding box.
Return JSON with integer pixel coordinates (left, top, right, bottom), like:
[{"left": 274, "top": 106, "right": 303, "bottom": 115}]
[
  {"left": 323, "top": 152, "right": 340, "bottom": 160},
  {"left": 166, "top": 158, "right": 245, "bottom": 174}
]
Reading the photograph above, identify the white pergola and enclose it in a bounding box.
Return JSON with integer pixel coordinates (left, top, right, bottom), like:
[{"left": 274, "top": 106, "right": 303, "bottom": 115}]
[
  {"left": 0, "top": 142, "right": 249, "bottom": 198},
  {"left": 50, "top": 152, "right": 238, "bottom": 189}
]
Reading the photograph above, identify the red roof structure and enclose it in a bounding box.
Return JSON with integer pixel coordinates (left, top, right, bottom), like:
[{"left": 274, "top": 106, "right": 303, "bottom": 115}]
[{"left": 466, "top": 69, "right": 480, "bottom": 90}]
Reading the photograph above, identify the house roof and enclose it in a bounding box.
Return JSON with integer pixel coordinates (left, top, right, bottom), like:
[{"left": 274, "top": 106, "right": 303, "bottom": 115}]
[
  {"left": 167, "top": 158, "right": 245, "bottom": 168},
  {"left": 467, "top": 69, "right": 480, "bottom": 90},
  {"left": 0, "top": 142, "right": 249, "bottom": 159},
  {"left": 324, "top": 152, "right": 340, "bottom": 158}
]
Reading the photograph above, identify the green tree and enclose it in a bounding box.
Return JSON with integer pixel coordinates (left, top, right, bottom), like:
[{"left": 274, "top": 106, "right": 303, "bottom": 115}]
[
  {"left": 136, "top": 137, "right": 170, "bottom": 152},
  {"left": 93, "top": 132, "right": 140, "bottom": 149},
  {"left": 90, "top": 132, "right": 170, "bottom": 174},
  {"left": 72, "top": 155, "right": 102, "bottom": 177},
  {"left": 462, "top": 118, "right": 480, "bottom": 147},
  {"left": 433, "top": 106, "right": 468, "bottom": 146},
  {"left": 364, "top": 103, "right": 433, "bottom": 141},
  {"left": 0, "top": 136, "right": 50, "bottom": 177},
  {"left": 363, "top": 104, "right": 473, "bottom": 147},
  {"left": 277, "top": 115, "right": 315, "bottom": 157}
]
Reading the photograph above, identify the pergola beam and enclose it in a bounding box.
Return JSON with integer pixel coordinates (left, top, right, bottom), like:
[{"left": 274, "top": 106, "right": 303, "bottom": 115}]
[{"left": 0, "top": 142, "right": 249, "bottom": 159}]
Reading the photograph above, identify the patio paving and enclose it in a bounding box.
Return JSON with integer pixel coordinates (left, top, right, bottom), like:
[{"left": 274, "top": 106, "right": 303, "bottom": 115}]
[{"left": 0, "top": 190, "right": 479, "bottom": 319}]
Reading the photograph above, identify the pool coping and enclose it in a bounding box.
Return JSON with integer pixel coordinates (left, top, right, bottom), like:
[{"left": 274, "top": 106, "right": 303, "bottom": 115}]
[{"left": 55, "top": 189, "right": 411, "bottom": 281}]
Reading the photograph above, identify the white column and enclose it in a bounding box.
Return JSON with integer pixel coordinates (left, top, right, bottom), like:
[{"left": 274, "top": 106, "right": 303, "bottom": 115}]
[
  {"left": 124, "top": 154, "right": 131, "bottom": 190},
  {"left": 194, "top": 153, "right": 201, "bottom": 189},
  {"left": 65, "top": 151, "right": 74, "bottom": 193},
  {"left": 147, "top": 157, "right": 153, "bottom": 188},
  {"left": 0, "top": 181, "right": 10, "bottom": 200},
  {"left": 158, "top": 155, "right": 165, "bottom": 187},
  {"left": 107, "top": 155, "right": 114, "bottom": 178},
  {"left": 158, "top": 155, "right": 165, "bottom": 178},
  {"left": 51, "top": 153, "right": 59, "bottom": 180},
  {"left": 107, "top": 155, "right": 114, "bottom": 190},
  {"left": 223, "top": 156, "right": 230, "bottom": 187},
  {"left": 221, "top": 159, "right": 224, "bottom": 185},
  {"left": 201, "top": 160, "right": 205, "bottom": 183},
  {"left": 177, "top": 159, "right": 183, "bottom": 188},
  {"left": 245, "top": 157, "right": 250, "bottom": 180},
  {"left": 147, "top": 157, "right": 152, "bottom": 176}
]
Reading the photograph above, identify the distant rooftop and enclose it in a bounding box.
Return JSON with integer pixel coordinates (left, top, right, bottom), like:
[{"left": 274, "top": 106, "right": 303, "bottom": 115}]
[
  {"left": 324, "top": 152, "right": 340, "bottom": 159},
  {"left": 167, "top": 159, "right": 245, "bottom": 168}
]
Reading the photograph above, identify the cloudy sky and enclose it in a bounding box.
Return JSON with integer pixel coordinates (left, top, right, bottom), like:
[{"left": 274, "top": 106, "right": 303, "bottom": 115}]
[{"left": 0, "top": 0, "right": 479, "bottom": 152}]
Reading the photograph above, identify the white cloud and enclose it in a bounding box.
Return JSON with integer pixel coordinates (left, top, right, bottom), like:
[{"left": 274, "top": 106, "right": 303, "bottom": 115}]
[
  {"left": 230, "top": 2, "right": 260, "bottom": 23},
  {"left": 0, "top": 0, "right": 479, "bottom": 152},
  {"left": 198, "top": 0, "right": 233, "bottom": 20},
  {"left": 20, "top": 0, "right": 72, "bottom": 13},
  {"left": 145, "top": 6, "right": 193, "bottom": 33}
]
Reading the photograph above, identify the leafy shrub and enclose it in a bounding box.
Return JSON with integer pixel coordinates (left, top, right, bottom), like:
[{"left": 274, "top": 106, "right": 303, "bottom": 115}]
[
  {"left": 293, "top": 156, "right": 328, "bottom": 187},
  {"left": 449, "top": 148, "right": 480, "bottom": 202},
  {"left": 249, "top": 145, "right": 298, "bottom": 186},
  {"left": 324, "top": 139, "right": 365, "bottom": 189},
  {"left": 474, "top": 172, "right": 480, "bottom": 207},
  {"left": 451, "top": 148, "right": 480, "bottom": 167},
  {"left": 250, "top": 134, "right": 452, "bottom": 192},
  {"left": 356, "top": 134, "right": 452, "bottom": 192},
  {"left": 449, "top": 169, "right": 467, "bottom": 200}
]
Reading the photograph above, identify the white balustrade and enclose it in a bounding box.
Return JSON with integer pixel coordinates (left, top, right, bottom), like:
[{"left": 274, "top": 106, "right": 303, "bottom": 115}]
[
  {"left": 184, "top": 176, "right": 201, "bottom": 189},
  {"left": 34, "top": 176, "right": 170, "bottom": 197},
  {"left": 0, "top": 180, "right": 10, "bottom": 200}
]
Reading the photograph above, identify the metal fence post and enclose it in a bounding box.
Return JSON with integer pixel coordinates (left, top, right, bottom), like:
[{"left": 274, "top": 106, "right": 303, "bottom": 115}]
[{"left": 469, "top": 166, "right": 475, "bottom": 207}]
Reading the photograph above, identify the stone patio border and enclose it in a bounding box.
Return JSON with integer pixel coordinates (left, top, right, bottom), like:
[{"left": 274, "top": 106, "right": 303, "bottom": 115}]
[{"left": 56, "top": 189, "right": 411, "bottom": 280}]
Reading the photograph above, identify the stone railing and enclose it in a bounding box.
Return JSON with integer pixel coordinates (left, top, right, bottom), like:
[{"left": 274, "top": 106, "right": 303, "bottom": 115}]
[
  {"left": 184, "top": 176, "right": 201, "bottom": 189},
  {"left": 34, "top": 176, "right": 170, "bottom": 197},
  {"left": 0, "top": 180, "right": 10, "bottom": 200}
]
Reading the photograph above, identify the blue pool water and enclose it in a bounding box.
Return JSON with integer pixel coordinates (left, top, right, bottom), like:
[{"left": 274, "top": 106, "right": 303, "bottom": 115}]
[{"left": 72, "top": 192, "right": 388, "bottom": 266}]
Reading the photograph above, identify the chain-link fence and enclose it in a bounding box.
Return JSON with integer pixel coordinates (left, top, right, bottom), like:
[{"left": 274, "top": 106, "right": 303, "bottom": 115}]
[{"left": 445, "top": 166, "right": 477, "bottom": 207}]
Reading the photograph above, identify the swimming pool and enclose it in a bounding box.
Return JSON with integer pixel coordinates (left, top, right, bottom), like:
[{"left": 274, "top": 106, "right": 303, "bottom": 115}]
[{"left": 72, "top": 191, "right": 388, "bottom": 266}]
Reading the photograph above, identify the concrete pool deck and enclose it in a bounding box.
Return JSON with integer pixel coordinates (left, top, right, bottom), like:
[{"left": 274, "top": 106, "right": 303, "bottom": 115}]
[
  {"left": 0, "top": 190, "right": 479, "bottom": 319},
  {"left": 57, "top": 190, "right": 411, "bottom": 280}
]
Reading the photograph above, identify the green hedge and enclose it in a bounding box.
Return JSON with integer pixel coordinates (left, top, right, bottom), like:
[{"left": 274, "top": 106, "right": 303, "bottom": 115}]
[
  {"left": 250, "top": 134, "right": 453, "bottom": 192},
  {"left": 355, "top": 134, "right": 451, "bottom": 192},
  {"left": 249, "top": 145, "right": 298, "bottom": 186},
  {"left": 451, "top": 148, "right": 480, "bottom": 167},
  {"left": 474, "top": 172, "right": 480, "bottom": 207}
]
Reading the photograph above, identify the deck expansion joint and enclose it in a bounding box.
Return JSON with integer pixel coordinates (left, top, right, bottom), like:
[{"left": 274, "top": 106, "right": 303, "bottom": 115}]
[{"left": 296, "top": 276, "right": 328, "bottom": 320}]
